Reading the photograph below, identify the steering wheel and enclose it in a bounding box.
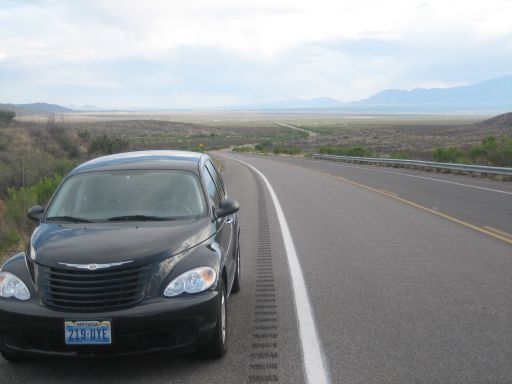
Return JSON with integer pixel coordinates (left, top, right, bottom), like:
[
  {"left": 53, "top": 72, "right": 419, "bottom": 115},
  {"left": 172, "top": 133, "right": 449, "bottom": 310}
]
[{"left": 152, "top": 200, "right": 193, "bottom": 215}]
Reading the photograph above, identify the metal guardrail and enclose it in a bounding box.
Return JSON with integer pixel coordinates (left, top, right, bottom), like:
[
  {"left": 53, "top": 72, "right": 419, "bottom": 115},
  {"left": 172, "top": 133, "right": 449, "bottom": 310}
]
[{"left": 312, "top": 154, "right": 512, "bottom": 176}]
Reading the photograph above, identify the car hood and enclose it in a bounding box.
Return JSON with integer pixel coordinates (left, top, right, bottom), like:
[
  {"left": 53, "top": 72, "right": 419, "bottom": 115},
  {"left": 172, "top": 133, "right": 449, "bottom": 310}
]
[{"left": 30, "top": 217, "right": 215, "bottom": 268}]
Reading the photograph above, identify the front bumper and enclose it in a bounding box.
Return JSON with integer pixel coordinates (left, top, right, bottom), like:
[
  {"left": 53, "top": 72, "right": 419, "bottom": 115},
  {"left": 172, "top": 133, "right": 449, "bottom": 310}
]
[{"left": 0, "top": 292, "right": 219, "bottom": 357}]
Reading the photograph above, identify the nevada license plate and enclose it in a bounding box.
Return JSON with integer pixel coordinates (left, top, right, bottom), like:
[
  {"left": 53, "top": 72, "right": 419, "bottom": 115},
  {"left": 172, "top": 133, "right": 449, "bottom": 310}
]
[{"left": 65, "top": 320, "right": 112, "bottom": 345}]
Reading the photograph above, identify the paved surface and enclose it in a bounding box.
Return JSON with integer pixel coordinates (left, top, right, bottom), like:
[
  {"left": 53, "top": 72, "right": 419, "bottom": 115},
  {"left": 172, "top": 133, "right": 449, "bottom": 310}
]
[
  {"left": 2, "top": 151, "right": 511, "bottom": 383},
  {"left": 261, "top": 154, "right": 512, "bottom": 235},
  {"left": 273, "top": 122, "right": 319, "bottom": 140}
]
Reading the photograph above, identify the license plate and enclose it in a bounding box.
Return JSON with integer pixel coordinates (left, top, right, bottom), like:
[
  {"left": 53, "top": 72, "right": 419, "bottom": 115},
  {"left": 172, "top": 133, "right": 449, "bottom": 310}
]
[{"left": 65, "top": 320, "right": 112, "bottom": 345}]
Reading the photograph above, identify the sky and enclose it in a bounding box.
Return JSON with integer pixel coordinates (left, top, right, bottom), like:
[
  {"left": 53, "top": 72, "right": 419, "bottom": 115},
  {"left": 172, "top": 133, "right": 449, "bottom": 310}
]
[{"left": 0, "top": 0, "right": 511, "bottom": 109}]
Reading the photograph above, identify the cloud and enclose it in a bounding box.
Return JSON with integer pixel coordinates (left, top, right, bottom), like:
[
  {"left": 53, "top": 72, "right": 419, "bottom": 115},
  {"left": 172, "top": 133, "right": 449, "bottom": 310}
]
[{"left": 0, "top": 0, "right": 511, "bottom": 107}]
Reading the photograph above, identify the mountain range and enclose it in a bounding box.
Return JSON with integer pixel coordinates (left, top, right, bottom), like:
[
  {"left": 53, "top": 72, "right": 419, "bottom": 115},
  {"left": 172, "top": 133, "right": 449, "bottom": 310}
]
[
  {"left": 222, "top": 75, "right": 512, "bottom": 112},
  {"left": 0, "top": 102, "right": 73, "bottom": 114},
  {"left": 1, "top": 75, "right": 511, "bottom": 113}
]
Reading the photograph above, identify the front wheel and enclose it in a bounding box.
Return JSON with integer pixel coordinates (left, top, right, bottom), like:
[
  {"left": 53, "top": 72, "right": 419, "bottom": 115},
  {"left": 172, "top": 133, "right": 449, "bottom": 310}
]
[{"left": 197, "top": 280, "right": 227, "bottom": 358}]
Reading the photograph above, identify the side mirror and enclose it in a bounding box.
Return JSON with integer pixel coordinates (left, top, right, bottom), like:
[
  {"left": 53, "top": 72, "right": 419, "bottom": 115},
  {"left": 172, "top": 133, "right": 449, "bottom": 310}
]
[
  {"left": 215, "top": 198, "right": 239, "bottom": 219},
  {"left": 27, "top": 205, "right": 45, "bottom": 222}
]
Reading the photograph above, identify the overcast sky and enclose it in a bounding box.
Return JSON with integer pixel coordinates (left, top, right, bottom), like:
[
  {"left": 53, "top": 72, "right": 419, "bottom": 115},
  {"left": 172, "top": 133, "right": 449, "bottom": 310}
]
[{"left": 1, "top": 0, "right": 511, "bottom": 108}]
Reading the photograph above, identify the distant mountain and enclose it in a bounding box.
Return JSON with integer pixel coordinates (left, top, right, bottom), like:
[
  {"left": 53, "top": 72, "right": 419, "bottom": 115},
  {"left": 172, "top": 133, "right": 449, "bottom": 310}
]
[
  {"left": 68, "top": 104, "right": 103, "bottom": 111},
  {"left": 0, "top": 102, "right": 73, "bottom": 113},
  {"left": 219, "top": 97, "right": 344, "bottom": 110},
  {"left": 2, "top": 75, "right": 511, "bottom": 113},
  {"left": 350, "top": 75, "right": 512, "bottom": 111},
  {"left": 219, "top": 76, "right": 512, "bottom": 112},
  {"left": 16, "top": 103, "right": 73, "bottom": 113},
  {"left": 478, "top": 112, "right": 512, "bottom": 127}
]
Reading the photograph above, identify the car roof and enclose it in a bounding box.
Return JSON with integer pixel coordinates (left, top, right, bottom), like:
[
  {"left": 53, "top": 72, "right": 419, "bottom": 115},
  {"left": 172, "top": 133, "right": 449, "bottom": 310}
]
[{"left": 69, "top": 150, "right": 206, "bottom": 176}]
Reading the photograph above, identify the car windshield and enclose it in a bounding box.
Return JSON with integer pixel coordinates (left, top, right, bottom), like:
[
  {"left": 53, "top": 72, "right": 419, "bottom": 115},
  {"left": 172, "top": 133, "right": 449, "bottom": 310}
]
[{"left": 45, "top": 170, "right": 206, "bottom": 222}]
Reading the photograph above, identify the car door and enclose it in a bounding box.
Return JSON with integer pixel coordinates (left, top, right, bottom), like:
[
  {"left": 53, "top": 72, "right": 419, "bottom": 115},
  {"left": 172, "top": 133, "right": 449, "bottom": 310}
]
[{"left": 203, "top": 161, "right": 235, "bottom": 287}]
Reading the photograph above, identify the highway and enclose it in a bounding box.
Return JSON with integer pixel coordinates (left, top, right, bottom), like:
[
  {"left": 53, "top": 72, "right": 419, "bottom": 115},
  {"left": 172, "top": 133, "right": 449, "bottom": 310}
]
[{"left": 1, "top": 152, "right": 511, "bottom": 383}]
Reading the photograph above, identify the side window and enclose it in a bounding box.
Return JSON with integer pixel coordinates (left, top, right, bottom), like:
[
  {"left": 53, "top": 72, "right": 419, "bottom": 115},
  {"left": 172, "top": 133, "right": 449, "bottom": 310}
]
[
  {"left": 203, "top": 166, "right": 221, "bottom": 206},
  {"left": 205, "top": 161, "right": 225, "bottom": 198}
]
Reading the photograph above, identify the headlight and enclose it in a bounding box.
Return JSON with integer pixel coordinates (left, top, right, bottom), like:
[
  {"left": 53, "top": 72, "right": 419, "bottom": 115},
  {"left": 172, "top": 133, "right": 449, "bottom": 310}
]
[
  {"left": 164, "top": 266, "right": 217, "bottom": 297},
  {"left": 0, "top": 272, "right": 31, "bottom": 301}
]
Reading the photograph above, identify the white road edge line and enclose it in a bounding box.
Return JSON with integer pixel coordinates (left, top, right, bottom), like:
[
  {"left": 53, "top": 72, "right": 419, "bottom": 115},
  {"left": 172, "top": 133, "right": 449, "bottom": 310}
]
[
  {"left": 304, "top": 159, "right": 512, "bottom": 196},
  {"left": 218, "top": 153, "right": 330, "bottom": 384}
]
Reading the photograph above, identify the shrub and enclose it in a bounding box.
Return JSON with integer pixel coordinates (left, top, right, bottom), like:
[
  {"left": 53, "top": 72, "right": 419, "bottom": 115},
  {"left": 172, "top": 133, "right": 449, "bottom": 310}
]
[
  {"left": 0, "top": 110, "right": 15, "bottom": 125},
  {"left": 468, "top": 135, "right": 512, "bottom": 167},
  {"left": 0, "top": 135, "right": 8, "bottom": 151},
  {"left": 77, "top": 129, "right": 91, "bottom": 140},
  {"left": 191, "top": 143, "right": 205, "bottom": 153},
  {"left": 254, "top": 141, "right": 273, "bottom": 152},
  {"left": 438, "top": 135, "right": 512, "bottom": 166},
  {"left": 232, "top": 146, "right": 252, "bottom": 153},
  {"left": 389, "top": 151, "right": 409, "bottom": 159},
  {"left": 432, "top": 146, "right": 465, "bottom": 163},
  {"left": 55, "top": 135, "right": 80, "bottom": 158},
  {"left": 0, "top": 228, "right": 21, "bottom": 253},
  {"left": 88, "top": 134, "right": 129, "bottom": 155},
  {"left": 318, "top": 145, "right": 374, "bottom": 157},
  {"left": 345, "top": 146, "right": 373, "bottom": 157},
  {"left": 4, "top": 175, "right": 63, "bottom": 234}
]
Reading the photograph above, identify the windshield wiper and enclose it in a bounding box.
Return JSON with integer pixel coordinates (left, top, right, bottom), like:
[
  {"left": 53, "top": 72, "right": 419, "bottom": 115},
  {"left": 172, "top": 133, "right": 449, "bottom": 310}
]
[
  {"left": 46, "top": 216, "right": 93, "bottom": 223},
  {"left": 107, "top": 215, "right": 174, "bottom": 222}
]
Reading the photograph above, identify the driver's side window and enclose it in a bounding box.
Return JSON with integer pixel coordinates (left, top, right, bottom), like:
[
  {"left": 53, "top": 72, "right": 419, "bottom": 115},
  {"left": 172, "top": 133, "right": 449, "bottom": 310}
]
[{"left": 204, "top": 166, "right": 221, "bottom": 206}]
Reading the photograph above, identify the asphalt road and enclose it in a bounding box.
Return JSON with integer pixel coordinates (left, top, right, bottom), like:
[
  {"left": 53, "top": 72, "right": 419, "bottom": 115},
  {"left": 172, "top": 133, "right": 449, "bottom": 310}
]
[
  {"left": 266, "top": 155, "right": 512, "bottom": 235},
  {"left": 2, "top": 152, "right": 511, "bottom": 383}
]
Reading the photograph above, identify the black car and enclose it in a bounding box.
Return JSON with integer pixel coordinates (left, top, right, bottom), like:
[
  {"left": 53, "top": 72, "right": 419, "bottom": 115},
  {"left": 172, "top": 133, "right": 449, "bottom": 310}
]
[{"left": 0, "top": 150, "right": 240, "bottom": 361}]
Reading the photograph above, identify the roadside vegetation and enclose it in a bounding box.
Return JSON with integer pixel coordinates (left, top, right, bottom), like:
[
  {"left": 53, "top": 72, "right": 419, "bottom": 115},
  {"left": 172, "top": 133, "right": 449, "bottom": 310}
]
[
  {"left": 0, "top": 110, "right": 16, "bottom": 126},
  {"left": 433, "top": 135, "right": 512, "bottom": 166},
  {"left": 234, "top": 135, "right": 512, "bottom": 167},
  {"left": 233, "top": 141, "right": 303, "bottom": 155},
  {"left": 0, "top": 114, "right": 141, "bottom": 260}
]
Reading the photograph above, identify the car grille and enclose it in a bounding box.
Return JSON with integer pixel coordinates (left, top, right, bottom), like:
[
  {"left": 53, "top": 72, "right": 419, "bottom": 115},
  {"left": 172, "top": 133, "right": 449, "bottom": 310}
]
[{"left": 43, "top": 264, "right": 151, "bottom": 312}]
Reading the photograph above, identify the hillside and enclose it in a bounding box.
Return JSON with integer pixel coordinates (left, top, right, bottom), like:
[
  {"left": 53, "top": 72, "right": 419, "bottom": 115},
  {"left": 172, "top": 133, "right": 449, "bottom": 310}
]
[
  {"left": 0, "top": 102, "right": 73, "bottom": 114},
  {"left": 478, "top": 112, "right": 512, "bottom": 127}
]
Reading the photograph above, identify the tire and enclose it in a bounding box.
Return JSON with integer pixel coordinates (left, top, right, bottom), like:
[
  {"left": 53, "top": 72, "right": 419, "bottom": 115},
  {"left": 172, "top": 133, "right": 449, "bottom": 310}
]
[
  {"left": 231, "top": 244, "right": 241, "bottom": 294},
  {"left": 1, "top": 350, "right": 27, "bottom": 363},
  {"left": 197, "top": 280, "right": 228, "bottom": 358}
]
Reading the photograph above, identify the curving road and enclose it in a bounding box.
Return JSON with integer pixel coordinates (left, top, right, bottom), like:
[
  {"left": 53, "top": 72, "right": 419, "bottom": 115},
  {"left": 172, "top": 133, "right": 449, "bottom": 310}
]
[{"left": 1, "top": 152, "right": 511, "bottom": 383}]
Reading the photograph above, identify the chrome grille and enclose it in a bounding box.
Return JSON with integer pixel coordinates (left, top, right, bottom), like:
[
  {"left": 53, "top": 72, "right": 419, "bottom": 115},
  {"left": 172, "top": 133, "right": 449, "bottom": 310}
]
[{"left": 43, "top": 264, "right": 150, "bottom": 311}]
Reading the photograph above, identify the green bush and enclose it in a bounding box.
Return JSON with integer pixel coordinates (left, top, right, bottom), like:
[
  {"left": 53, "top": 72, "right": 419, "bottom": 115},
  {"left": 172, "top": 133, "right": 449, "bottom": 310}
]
[
  {"left": 58, "top": 136, "right": 80, "bottom": 158},
  {"left": 190, "top": 143, "right": 205, "bottom": 153},
  {"left": 434, "top": 135, "right": 512, "bottom": 166},
  {"left": 272, "top": 146, "right": 302, "bottom": 155},
  {"left": 432, "top": 146, "right": 466, "bottom": 163},
  {"left": 254, "top": 141, "right": 273, "bottom": 152},
  {"left": 77, "top": 129, "right": 91, "bottom": 140},
  {"left": 0, "top": 228, "right": 21, "bottom": 253},
  {"left": 88, "top": 134, "right": 129, "bottom": 155},
  {"left": 0, "top": 135, "right": 8, "bottom": 151},
  {"left": 389, "top": 151, "right": 409, "bottom": 159},
  {"left": 318, "top": 145, "right": 374, "bottom": 157},
  {"left": 468, "top": 135, "right": 512, "bottom": 166},
  {"left": 233, "top": 142, "right": 301, "bottom": 155},
  {"left": 0, "top": 110, "right": 15, "bottom": 125},
  {"left": 4, "top": 175, "right": 62, "bottom": 234}
]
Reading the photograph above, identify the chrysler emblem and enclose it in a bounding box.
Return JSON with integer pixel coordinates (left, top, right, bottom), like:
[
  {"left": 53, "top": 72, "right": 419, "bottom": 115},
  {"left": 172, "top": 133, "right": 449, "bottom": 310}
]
[{"left": 57, "top": 261, "right": 134, "bottom": 270}]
